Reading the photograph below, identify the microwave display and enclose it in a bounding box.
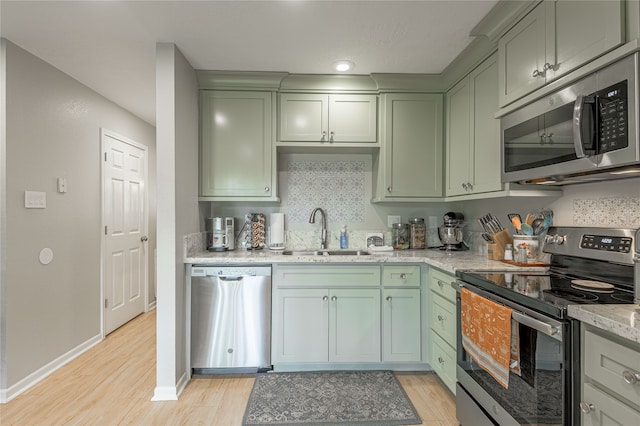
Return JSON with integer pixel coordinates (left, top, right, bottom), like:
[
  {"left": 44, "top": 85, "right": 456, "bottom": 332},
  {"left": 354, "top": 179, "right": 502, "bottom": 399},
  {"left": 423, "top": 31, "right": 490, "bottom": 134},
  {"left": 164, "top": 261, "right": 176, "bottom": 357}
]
[{"left": 598, "top": 80, "right": 628, "bottom": 153}]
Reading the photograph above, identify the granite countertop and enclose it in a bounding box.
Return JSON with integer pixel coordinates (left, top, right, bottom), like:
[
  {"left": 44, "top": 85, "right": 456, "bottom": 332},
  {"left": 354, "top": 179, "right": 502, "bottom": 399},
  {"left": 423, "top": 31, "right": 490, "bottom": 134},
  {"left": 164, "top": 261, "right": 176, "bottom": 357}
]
[
  {"left": 568, "top": 304, "right": 640, "bottom": 344},
  {"left": 185, "top": 247, "right": 546, "bottom": 275}
]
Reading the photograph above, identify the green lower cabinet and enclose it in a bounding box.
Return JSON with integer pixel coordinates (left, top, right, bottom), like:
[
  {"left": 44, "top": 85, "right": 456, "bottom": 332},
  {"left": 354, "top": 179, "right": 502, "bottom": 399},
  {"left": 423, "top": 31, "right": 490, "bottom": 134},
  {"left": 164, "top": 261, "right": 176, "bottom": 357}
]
[
  {"left": 382, "top": 288, "right": 421, "bottom": 362},
  {"left": 428, "top": 268, "right": 457, "bottom": 394},
  {"left": 580, "top": 324, "right": 640, "bottom": 425}
]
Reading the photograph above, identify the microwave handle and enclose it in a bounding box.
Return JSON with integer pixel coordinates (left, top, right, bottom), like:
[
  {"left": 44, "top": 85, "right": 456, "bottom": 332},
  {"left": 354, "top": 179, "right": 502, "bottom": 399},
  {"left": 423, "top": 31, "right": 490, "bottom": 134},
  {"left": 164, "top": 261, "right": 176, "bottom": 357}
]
[{"left": 573, "top": 95, "right": 588, "bottom": 158}]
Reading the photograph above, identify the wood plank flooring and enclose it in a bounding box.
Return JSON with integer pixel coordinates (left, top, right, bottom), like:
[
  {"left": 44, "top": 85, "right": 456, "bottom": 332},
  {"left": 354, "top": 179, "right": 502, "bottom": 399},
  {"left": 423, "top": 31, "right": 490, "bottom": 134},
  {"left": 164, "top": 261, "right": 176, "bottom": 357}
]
[{"left": 1, "top": 310, "right": 457, "bottom": 425}]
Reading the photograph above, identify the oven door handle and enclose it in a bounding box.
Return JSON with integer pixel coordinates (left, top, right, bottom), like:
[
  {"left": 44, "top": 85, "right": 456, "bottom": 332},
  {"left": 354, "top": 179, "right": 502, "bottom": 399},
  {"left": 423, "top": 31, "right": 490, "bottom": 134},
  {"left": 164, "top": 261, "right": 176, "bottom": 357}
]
[{"left": 512, "top": 310, "right": 560, "bottom": 338}]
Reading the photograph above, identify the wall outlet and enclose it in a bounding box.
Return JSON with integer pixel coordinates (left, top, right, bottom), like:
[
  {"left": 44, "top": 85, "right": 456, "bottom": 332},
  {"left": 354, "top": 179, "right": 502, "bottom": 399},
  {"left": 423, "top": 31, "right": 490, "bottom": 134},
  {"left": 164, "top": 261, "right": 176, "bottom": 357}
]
[{"left": 387, "top": 215, "right": 401, "bottom": 228}]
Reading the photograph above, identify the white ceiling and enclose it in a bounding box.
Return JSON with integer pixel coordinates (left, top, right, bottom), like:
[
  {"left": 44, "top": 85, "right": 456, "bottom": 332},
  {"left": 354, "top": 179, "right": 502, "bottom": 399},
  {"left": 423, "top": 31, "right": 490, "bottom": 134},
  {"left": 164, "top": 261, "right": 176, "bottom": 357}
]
[{"left": 1, "top": 0, "right": 499, "bottom": 125}]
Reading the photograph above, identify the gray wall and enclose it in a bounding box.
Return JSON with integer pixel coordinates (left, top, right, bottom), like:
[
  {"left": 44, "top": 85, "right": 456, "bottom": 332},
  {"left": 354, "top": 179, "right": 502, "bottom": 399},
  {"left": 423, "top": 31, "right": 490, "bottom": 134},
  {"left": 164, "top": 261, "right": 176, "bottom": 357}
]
[
  {"left": 154, "top": 43, "right": 199, "bottom": 399},
  {"left": 0, "top": 39, "right": 156, "bottom": 394}
]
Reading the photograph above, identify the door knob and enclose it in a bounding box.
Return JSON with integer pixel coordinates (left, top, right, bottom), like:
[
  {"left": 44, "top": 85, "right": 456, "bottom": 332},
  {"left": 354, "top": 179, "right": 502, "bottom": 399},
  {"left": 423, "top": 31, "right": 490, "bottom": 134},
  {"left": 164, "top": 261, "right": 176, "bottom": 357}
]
[{"left": 140, "top": 236, "right": 148, "bottom": 242}]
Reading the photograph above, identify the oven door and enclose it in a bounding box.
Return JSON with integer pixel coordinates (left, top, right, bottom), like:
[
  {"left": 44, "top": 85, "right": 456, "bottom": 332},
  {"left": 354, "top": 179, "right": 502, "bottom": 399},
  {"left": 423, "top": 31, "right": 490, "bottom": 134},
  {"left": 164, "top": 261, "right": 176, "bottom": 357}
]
[{"left": 455, "top": 281, "right": 574, "bottom": 426}]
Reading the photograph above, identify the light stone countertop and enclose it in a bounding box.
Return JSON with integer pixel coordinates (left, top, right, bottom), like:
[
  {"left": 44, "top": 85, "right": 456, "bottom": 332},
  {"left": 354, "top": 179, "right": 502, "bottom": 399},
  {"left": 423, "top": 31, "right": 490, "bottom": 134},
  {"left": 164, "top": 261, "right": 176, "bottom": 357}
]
[
  {"left": 568, "top": 304, "right": 640, "bottom": 344},
  {"left": 185, "top": 247, "right": 546, "bottom": 275}
]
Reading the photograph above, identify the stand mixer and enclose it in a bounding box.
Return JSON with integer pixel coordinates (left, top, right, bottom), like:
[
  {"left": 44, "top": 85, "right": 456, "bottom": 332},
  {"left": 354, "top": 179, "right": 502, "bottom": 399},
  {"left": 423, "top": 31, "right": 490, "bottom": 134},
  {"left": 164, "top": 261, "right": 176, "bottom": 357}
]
[{"left": 438, "top": 212, "right": 468, "bottom": 251}]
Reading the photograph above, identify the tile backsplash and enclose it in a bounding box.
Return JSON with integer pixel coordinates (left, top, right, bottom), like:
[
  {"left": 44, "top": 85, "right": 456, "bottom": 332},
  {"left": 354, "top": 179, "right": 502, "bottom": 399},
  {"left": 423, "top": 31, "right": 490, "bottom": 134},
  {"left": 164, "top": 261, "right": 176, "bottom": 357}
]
[
  {"left": 286, "top": 159, "right": 365, "bottom": 224},
  {"left": 573, "top": 196, "right": 640, "bottom": 227}
]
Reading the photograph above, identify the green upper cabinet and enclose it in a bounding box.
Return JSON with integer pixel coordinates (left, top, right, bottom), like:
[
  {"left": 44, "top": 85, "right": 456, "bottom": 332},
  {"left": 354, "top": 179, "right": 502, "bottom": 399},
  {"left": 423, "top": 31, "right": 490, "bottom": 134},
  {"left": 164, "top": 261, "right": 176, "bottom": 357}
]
[
  {"left": 278, "top": 93, "right": 377, "bottom": 145},
  {"left": 374, "top": 93, "right": 443, "bottom": 201},
  {"left": 498, "top": 0, "right": 624, "bottom": 107},
  {"left": 446, "top": 54, "right": 501, "bottom": 197},
  {"left": 199, "top": 90, "right": 278, "bottom": 201}
]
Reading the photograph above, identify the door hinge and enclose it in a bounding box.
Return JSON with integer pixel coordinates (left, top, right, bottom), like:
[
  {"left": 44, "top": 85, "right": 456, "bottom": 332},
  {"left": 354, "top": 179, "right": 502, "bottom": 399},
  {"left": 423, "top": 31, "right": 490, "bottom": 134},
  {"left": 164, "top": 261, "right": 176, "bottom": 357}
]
[
  {"left": 105, "top": 225, "right": 107, "bottom": 235},
  {"left": 104, "top": 299, "right": 108, "bottom": 309},
  {"left": 104, "top": 152, "right": 107, "bottom": 162}
]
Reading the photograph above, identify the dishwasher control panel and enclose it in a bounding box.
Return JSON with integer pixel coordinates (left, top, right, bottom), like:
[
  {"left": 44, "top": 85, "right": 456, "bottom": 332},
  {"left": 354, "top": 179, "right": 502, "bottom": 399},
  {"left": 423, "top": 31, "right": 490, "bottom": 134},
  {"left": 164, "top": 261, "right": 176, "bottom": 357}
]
[{"left": 191, "top": 266, "right": 272, "bottom": 277}]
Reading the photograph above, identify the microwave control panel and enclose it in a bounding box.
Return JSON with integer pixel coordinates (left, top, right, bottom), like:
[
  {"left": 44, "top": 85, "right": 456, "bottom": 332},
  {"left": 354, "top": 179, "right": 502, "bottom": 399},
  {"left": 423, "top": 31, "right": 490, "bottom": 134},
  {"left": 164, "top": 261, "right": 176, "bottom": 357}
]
[{"left": 597, "top": 80, "right": 628, "bottom": 153}]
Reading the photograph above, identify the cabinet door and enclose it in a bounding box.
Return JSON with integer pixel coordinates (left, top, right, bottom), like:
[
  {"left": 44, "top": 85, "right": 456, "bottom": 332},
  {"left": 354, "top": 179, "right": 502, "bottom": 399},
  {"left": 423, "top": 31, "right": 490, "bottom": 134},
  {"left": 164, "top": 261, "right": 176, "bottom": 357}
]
[
  {"left": 581, "top": 383, "right": 640, "bottom": 426},
  {"left": 380, "top": 93, "right": 443, "bottom": 198},
  {"left": 549, "top": 0, "right": 623, "bottom": 81},
  {"left": 430, "top": 292, "right": 456, "bottom": 348},
  {"left": 498, "top": 3, "right": 547, "bottom": 106},
  {"left": 382, "top": 288, "right": 421, "bottom": 362},
  {"left": 272, "top": 288, "right": 329, "bottom": 363},
  {"left": 279, "top": 93, "right": 328, "bottom": 142},
  {"left": 430, "top": 332, "right": 457, "bottom": 394},
  {"left": 200, "top": 91, "right": 275, "bottom": 198},
  {"left": 329, "top": 289, "right": 381, "bottom": 362},
  {"left": 329, "top": 95, "right": 377, "bottom": 142},
  {"left": 469, "top": 55, "right": 502, "bottom": 194},
  {"left": 445, "top": 76, "right": 471, "bottom": 196}
]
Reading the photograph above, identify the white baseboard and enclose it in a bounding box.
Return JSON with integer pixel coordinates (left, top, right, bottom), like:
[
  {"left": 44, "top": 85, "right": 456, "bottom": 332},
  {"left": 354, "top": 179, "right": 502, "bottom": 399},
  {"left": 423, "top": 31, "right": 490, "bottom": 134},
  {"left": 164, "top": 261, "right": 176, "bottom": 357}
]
[
  {"left": 0, "top": 334, "right": 102, "bottom": 403},
  {"left": 151, "top": 370, "right": 190, "bottom": 401},
  {"left": 147, "top": 299, "right": 157, "bottom": 311}
]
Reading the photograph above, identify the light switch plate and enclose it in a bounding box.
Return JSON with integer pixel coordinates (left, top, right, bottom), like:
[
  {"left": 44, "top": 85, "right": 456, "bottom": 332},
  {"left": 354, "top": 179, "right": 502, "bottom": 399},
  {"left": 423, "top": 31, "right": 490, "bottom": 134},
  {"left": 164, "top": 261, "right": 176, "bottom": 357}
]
[
  {"left": 387, "top": 215, "right": 401, "bottom": 228},
  {"left": 25, "top": 191, "right": 46, "bottom": 209}
]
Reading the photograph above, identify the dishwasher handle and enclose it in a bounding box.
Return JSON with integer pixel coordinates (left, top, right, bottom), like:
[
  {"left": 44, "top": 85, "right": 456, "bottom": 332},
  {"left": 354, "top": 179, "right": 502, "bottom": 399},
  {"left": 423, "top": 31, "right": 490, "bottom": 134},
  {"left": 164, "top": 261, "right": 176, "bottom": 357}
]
[{"left": 218, "top": 276, "right": 244, "bottom": 281}]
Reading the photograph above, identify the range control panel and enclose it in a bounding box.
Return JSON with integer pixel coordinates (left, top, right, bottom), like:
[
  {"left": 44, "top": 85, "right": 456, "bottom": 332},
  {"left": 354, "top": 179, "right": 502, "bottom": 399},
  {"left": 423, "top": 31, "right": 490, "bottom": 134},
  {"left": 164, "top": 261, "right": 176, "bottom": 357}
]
[{"left": 581, "top": 234, "right": 633, "bottom": 253}]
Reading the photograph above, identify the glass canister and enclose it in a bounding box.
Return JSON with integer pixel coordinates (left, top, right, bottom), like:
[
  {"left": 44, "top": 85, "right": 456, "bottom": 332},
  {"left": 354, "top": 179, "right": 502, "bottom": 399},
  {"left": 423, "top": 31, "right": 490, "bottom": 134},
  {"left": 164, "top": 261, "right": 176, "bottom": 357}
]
[
  {"left": 513, "top": 235, "right": 540, "bottom": 264},
  {"left": 408, "top": 217, "right": 426, "bottom": 249},
  {"left": 392, "top": 223, "right": 410, "bottom": 249}
]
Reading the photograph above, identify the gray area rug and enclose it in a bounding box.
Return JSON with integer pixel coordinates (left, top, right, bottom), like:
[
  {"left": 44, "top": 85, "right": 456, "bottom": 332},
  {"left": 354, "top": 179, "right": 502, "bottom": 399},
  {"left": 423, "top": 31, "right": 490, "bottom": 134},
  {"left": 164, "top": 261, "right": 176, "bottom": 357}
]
[{"left": 242, "top": 370, "right": 421, "bottom": 426}]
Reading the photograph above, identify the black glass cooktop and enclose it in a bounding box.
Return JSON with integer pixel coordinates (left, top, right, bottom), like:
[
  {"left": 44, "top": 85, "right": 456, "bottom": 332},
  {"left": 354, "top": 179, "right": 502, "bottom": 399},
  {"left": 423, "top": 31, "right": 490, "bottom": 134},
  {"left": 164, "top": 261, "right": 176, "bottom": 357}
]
[{"left": 457, "top": 270, "right": 635, "bottom": 319}]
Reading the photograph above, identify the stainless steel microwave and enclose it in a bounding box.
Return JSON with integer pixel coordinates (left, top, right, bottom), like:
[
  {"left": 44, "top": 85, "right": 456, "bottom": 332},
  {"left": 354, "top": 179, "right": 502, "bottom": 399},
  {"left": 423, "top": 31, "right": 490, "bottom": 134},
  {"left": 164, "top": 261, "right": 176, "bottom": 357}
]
[{"left": 501, "top": 53, "right": 640, "bottom": 185}]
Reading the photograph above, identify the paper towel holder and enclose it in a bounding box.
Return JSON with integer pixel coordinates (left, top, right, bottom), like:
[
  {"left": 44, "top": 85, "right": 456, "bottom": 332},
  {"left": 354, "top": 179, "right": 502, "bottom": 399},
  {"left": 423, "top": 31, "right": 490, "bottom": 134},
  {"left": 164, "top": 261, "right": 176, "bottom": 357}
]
[{"left": 268, "top": 213, "right": 286, "bottom": 251}]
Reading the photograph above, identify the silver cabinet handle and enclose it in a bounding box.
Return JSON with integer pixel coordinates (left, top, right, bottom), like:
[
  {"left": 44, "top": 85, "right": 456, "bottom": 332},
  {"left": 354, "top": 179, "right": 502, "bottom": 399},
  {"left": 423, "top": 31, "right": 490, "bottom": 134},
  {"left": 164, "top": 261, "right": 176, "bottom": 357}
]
[
  {"left": 331, "top": 295, "right": 337, "bottom": 302},
  {"left": 329, "top": 131, "right": 334, "bottom": 142},
  {"left": 386, "top": 296, "right": 392, "bottom": 302},
  {"left": 140, "top": 236, "right": 148, "bottom": 242},
  {"left": 579, "top": 402, "right": 594, "bottom": 414},
  {"left": 532, "top": 69, "right": 543, "bottom": 78},
  {"left": 323, "top": 296, "right": 328, "bottom": 301},
  {"left": 437, "top": 314, "right": 444, "bottom": 321},
  {"left": 543, "top": 62, "right": 554, "bottom": 72},
  {"left": 623, "top": 370, "right": 640, "bottom": 385}
]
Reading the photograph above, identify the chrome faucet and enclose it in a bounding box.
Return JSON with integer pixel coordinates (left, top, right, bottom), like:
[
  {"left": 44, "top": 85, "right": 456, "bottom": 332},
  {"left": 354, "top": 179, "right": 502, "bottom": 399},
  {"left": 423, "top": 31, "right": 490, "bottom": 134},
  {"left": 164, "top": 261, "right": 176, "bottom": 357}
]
[{"left": 309, "top": 207, "right": 327, "bottom": 249}]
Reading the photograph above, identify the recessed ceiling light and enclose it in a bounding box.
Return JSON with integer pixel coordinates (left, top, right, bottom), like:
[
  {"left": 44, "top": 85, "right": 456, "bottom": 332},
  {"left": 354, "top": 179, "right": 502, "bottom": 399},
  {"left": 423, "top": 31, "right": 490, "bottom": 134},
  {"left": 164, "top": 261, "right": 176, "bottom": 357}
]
[{"left": 333, "top": 60, "right": 355, "bottom": 72}]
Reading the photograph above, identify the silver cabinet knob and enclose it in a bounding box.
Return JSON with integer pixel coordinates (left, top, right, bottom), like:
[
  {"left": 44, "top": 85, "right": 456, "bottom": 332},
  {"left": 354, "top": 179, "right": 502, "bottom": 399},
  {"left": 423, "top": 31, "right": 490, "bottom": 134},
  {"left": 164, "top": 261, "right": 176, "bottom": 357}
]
[
  {"left": 264, "top": 186, "right": 270, "bottom": 192},
  {"left": 400, "top": 273, "right": 407, "bottom": 280},
  {"left": 140, "top": 236, "right": 148, "bottom": 242},
  {"left": 387, "top": 186, "right": 392, "bottom": 193},
  {"left": 329, "top": 131, "right": 335, "bottom": 142},
  {"left": 532, "top": 69, "right": 543, "bottom": 78},
  {"left": 467, "top": 182, "right": 473, "bottom": 191},
  {"left": 321, "top": 130, "right": 327, "bottom": 141},
  {"left": 437, "top": 314, "right": 444, "bottom": 321},
  {"left": 323, "top": 296, "right": 328, "bottom": 301},
  {"left": 331, "top": 295, "right": 337, "bottom": 302},
  {"left": 623, "top": 370, "right": 640, "bottom": 385},
  {"left": 386, "top": 296, "right": 392, "bottom": 302},
  {"left": 543, "top": 62, "right": 555, "bottom": 72},
  {"left": 437, "top": 356, "right": 444, "bottom": 364},
  {"left": 437, "top": 280, "right": 444, "bottom": 288},
  {"left": 579, "top": 401, "right": 594, "bottom": 414}
]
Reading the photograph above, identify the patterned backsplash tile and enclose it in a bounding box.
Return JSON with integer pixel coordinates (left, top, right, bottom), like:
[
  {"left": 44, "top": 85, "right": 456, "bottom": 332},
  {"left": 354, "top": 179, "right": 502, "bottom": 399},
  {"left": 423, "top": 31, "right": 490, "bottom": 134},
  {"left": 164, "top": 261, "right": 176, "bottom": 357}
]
[
  {"left": 573, "top": 197, "right": 640, "bottom": 227},
  {"left": 286, "top": 159, "right": 365, "bottom": 224}
]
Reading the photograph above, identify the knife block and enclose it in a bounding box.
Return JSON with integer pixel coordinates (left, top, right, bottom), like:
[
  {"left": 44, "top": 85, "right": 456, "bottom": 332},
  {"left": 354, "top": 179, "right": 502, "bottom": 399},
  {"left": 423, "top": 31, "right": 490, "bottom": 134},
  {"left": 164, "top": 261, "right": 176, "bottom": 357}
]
[{"left": 487, "top": 229, "right": 513, "bottom": 260}]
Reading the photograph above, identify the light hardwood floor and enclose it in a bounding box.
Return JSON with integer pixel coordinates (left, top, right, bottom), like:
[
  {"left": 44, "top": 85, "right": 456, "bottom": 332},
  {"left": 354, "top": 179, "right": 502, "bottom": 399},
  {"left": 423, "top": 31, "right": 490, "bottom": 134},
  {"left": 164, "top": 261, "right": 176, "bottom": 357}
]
[{"left": 1, "top": 310, "right": 457, "bottom": 425}]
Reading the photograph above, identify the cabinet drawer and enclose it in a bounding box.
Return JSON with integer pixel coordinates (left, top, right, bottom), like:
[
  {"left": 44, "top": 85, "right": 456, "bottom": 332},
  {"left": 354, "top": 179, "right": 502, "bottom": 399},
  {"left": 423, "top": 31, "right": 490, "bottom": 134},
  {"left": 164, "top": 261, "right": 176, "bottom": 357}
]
[
  {"left": 582, "top": 383, "right": 640, "bottom": 426},
  {"left": 274, "top": 265, "right": 380, "bottom": 288},
  {"left": 429, "top": 268, "right": 456, "bottom": 302},
  {"left": 584, "top": 328, "right": 640, "bottom": 407},
  {"left": 430, "top": 293, "right": 456, "bottom": 348},
  {"left": 430, "top": 332, "right": 456, "bottom": 394},
  {"left": 382, "top": 265, "right": 420, "bottom": 287}
]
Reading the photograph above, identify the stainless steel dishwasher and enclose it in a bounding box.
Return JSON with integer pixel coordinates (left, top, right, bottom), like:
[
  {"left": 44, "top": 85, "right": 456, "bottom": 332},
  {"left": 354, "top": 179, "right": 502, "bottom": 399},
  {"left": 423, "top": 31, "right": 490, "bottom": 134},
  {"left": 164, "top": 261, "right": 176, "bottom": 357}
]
[{"left": 190, "top": 265, "right": 272, "bottom": 374}]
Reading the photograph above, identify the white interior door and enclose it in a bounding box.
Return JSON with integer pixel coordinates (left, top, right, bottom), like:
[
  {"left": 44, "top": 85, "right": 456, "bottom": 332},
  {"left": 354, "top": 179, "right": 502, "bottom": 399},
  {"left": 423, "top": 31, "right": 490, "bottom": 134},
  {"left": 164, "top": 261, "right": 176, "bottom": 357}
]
[{"left": 102, "top": 129, "right": 148, "bottom": 335}]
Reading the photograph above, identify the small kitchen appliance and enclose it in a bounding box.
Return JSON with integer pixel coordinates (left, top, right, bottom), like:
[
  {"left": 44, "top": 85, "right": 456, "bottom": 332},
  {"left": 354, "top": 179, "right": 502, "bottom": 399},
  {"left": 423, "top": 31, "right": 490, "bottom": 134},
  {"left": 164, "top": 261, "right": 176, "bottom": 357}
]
[
  {"left": 455, "top": 226, "right": 637, "bottom": 426},
  {"left": 206, "top": 217, "right": 229, "bottom": 252},
  {"left": 224, "top": 217, "right": 235, "bottom": 251},
  {"left": 438, "top": 212, "right": 467, "bottom": 251}
]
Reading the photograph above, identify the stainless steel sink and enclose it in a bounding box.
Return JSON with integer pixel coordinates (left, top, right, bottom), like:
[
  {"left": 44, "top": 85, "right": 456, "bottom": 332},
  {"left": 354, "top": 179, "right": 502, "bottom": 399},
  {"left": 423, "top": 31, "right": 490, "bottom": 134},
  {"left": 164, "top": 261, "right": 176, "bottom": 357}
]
[{"left": 282, "top": 250, "right": 369, "bottom": 256}]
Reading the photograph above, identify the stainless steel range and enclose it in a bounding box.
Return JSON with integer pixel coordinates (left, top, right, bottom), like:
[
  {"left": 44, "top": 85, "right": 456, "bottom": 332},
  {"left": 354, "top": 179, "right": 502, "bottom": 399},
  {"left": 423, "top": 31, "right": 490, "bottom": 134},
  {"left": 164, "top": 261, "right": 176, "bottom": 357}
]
[{"left": 455, "top": 226, "right": 637, "bottom": 426}]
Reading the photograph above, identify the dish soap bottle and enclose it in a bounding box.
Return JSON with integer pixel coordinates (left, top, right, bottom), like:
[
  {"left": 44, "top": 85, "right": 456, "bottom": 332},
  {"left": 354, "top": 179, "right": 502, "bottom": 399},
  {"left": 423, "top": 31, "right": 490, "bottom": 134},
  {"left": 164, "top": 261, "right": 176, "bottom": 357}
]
[{"left": 340, "top": 225, "right": 348, "bottom": 249}]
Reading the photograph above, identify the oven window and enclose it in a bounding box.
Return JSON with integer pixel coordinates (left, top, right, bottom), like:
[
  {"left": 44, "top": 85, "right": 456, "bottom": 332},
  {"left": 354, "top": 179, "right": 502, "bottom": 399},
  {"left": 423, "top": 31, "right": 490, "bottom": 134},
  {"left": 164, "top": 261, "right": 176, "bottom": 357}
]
[
  {"left": 503, "top": 102, "right": 595, "bottom": 173},
  {"left": 458, "top": 316, "right": 567, "bottom": 425}
]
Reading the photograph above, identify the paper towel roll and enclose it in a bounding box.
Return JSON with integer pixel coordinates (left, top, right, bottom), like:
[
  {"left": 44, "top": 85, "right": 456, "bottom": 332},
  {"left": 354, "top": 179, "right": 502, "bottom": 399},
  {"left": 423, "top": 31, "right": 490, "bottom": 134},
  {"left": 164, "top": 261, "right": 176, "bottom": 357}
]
[{"left": 269, "top": 213, "right": 285, "bottom": 248}]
